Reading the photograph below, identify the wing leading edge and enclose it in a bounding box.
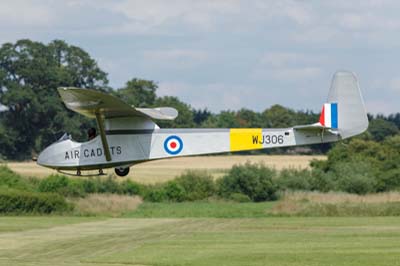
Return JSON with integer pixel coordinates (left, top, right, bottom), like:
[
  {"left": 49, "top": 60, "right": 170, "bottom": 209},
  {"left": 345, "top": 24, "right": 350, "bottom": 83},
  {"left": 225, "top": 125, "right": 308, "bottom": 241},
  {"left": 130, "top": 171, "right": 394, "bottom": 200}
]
[{"left": 58, "top": 87, "right": 178, "bottom": 120}]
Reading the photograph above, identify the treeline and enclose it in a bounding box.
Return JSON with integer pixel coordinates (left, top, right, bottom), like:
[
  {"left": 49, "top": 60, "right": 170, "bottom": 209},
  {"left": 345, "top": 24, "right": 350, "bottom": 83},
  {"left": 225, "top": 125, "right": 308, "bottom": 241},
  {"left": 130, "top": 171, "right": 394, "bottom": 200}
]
[{"left": 0, "top": 39, "right": 399, "bottom": 160}]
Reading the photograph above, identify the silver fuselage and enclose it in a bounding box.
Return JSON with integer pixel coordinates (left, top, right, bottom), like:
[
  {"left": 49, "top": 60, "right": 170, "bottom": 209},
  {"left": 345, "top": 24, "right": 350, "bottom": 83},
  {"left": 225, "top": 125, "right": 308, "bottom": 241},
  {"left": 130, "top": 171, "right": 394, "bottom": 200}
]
[{"left": 37, "top": 128, "right": 339, "bottom": 171}]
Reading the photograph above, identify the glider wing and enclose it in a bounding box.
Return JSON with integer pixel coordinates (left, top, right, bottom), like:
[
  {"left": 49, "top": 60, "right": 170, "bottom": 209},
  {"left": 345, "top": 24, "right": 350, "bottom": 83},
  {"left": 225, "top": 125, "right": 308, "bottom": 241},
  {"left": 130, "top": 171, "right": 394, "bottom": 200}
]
[{"left": 57, "top": 87, "right": 178, "bottom": 120}]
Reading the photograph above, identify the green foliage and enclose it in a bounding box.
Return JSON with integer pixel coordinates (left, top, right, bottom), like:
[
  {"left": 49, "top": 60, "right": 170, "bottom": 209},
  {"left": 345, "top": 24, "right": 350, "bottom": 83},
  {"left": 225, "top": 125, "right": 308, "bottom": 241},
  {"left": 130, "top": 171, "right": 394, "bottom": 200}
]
[
  {"left": 309, "top": 137, "right": 400, "bottom": 194},
  {"left": 38, "top": 174, "right": 69, "bottom": 193},
  {"left": 376, "top": 168, "right": 400, "bottom": 192},
  {"left": 0, "top": 39, "right": 108, "bottom": 159},
  {"left": 218, "top": 162, "right": 278, "bottom": 201},
  {"left": 0, "top": 189, "right": 71, "bottom": 214},
  {"left": 143, "top": 186, "right": 167, "bottom": 202},
  {"left": 204, "top": 109, "right": 264, "bottom": 128},
  {"left": 175, "top": 170, "right": 215, "bottom": 201},
  {"left": 277, "top": 168, "right": 312, "bottom": 191},
  {"left": 115, "top": 79, "right": 157, "bottom": 107},
  {"left": 236, "top": 109, "right": 264, "bottom": 128},
  {"left": 65, "top": 179, "right": 87, "bottom": 197},
  {"left": 37, "top": 175, "right": 144, "bottom": 198},
  {"left": 229, "top": 193, "right": 251, "bottom": 202},
  {"left": 120, "top": 179, "right": 142, "bottom": 195},
  {"left": 307, "top": 169, "right": 336, "bottom": 192},
  {"left": 192, "top": 108, "right": 212, "bottom": 125},
  {"left": 331, "top": 160, "right": 377, "bottom": 194},
  {"left": 202, "top": 111, "right": 241, "bottom": 128},
  {"left": 143, "top": 171, "right": 215, "bottom": 202},
  {"left": 0, "top": 165, "right": 34, "bottom": 191},
  {"left": 164, "top": 181, "right": 186, "bottom": 202},
  {"left": 262, "top": 104, "right": 296, "bottom": 128},
  {"left": 38, "top": 174, "right": 85, "bottom": 197},
  {"left": 368, "top": 118, "right": 399, "bottom": 142},
  {"left": 95, "top": 177, "right": 121, "bottom": 194}
]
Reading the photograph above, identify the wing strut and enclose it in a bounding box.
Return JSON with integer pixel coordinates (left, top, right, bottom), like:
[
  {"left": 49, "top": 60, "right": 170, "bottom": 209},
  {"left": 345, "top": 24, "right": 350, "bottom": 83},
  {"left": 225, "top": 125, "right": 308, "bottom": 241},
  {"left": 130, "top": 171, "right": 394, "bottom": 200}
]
[{"left": 95, "top": 112, "right": 112, "bottom": 161}]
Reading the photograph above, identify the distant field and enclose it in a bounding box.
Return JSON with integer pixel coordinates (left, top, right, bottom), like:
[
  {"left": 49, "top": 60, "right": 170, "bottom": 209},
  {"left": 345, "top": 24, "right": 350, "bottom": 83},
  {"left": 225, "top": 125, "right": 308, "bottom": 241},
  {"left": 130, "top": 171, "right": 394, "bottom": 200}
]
[
  {"left": 1, "top": 216, "right": 400, "bottom": 266},
  {"left": 6, "top": 155, "right": 324, "bottom": 183}
]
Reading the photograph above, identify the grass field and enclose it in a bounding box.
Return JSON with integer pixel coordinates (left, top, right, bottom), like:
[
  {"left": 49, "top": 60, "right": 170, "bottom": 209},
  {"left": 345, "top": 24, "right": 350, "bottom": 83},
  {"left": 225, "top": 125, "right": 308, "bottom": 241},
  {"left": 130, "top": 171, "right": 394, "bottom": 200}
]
[
  {"left": 7, "top": 155, "right": 324, "bottom": 183},
  {"left": 1, "top": 216, "right": 400, "bottom": 266},
  {"left": 125, "top": 201, "right": 275, "bottom": 218},
  {"left": 5, "top": 155, "right": 400, "bottom": 266}
]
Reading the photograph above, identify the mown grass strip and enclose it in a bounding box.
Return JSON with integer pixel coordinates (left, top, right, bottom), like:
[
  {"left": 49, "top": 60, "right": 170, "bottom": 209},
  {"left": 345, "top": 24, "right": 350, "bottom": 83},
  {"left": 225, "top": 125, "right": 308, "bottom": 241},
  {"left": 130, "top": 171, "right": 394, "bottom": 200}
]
[{"left": 125, "top": 201, "right": 275, "bottom": 218}]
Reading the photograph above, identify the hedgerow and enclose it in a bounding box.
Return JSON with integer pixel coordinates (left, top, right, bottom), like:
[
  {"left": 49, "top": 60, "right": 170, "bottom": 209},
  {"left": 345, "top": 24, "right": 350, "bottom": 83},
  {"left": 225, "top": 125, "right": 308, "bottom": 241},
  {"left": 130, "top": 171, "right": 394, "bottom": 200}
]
[{"left": 0, "top": 189, "right": 72, "bottom": 214}]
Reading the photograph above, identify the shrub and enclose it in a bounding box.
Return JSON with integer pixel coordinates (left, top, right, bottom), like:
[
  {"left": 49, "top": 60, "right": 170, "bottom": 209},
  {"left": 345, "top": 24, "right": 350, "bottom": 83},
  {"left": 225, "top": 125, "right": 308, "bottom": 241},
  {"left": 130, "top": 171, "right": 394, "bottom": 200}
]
[
  {"left": 308, "top": 169, "right": 336, "bottom": 192},
  {"left": 63, "top": 179, "right": 86, "bottom": 197},
  {"left": 277, "top": 168, "right": 312, "bottom": 191},
  {"left": 38, "top": 174, "right": 86, "bottom": 197},
  {"left": 120, "top": 179, "right": 143, "bottom": 196},
  {"left": 229, "top": 192, "right": 251, "bottom": 202},
  {"left": 0, "top": 165, "right": 35, "bottom": 191},
  {"left": 141, "top": 171, "right": 216, "bottom": 203},
  {"left": 175, "top": 170, "right": 215, "bottom": 201},
  {"left": 376, "top": 168, "right": 400, "bottom": 192},
  {"left": 38, "top": 174, "right": 69, "bottom": 193},
  {"left": 95, "top": 177, "right": 121, "bottom": 194},
  {"left": 164, "top": 181, "right": 186, "bottom": 202},
  {"left": 143, "top": 186, "right": 167, "bottom": 202},
  {"left": 0, "top": 189, "right": 72, "bottom": 214},
  {"left": 38, "top": 174, "right": 144, "bottom": 198},
  {"left": 218, "top": 162, "right": 278, "bottom": 202},
  {"left": 331, "top": 160, "right": 377, "bottom": 195},
  {"left": 82, "top": 178, "right": 96, "bottom": 193}
]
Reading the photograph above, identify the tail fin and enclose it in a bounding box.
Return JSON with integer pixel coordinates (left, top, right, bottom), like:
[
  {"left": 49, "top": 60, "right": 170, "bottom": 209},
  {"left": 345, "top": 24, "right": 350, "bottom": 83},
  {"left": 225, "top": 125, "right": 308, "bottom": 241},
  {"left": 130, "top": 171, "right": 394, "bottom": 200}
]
[{"left": 323, "top": 71, "right": 368, "bottom": 138}]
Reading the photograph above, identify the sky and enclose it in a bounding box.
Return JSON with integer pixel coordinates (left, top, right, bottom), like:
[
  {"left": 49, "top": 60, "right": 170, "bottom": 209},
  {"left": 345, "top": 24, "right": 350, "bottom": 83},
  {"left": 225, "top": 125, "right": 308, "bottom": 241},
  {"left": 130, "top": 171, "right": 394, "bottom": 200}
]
[{"left": 0, "top": 0, "right": 400, "bottom": 114}]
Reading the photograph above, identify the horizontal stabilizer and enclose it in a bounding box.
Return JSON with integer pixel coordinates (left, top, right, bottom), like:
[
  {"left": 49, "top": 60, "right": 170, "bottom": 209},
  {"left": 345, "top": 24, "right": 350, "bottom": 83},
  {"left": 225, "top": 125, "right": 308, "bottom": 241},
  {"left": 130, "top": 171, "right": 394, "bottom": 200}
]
[
  {"left": 136, "top": 107, "right": 178, "bottom": 120},
  {"left": 58, "top": 87, "right": 178, "bottom": 120},
  {"left": 293, "top": 123, "right": 339, "bottom": 135}
]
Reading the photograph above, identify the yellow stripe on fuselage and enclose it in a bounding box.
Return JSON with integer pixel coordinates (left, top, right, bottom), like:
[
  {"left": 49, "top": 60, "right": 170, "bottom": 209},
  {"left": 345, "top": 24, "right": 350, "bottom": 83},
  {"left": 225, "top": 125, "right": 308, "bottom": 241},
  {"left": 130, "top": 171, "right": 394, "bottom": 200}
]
[{"left": 230, "top": 128, "right": 263, "bottom": 152}]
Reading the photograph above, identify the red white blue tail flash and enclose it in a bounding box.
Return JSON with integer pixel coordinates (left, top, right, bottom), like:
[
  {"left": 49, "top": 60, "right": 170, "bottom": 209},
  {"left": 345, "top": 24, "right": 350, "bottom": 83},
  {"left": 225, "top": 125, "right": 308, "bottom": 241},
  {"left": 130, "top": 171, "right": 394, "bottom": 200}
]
[{"left": 319, "top": 103, "right": 338, "bottom": 129}]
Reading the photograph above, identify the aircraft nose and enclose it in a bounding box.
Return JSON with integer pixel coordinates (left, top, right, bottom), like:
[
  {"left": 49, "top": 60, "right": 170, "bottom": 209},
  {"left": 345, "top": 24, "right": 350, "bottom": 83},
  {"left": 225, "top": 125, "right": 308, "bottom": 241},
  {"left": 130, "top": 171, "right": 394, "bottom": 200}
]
[
  {"left": 36, "top": 138, "right": 76, "bottom": 169},
  {"left": 37, "top": 148, "right": 49, "bottom": 166},
  {"left": 37, "top": 144, "right": 57, "bottom": 168}
]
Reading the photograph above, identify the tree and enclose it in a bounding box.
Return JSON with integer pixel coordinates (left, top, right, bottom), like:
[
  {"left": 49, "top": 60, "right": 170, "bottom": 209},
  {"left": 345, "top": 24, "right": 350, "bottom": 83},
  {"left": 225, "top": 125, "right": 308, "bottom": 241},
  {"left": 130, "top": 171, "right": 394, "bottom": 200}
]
[
  {"left": 192, "top": 108, "right": 212, "bottom": 126},
  {"left": 387, "top": 113, "right": 400, "bottom": 129},
  {"left": 202, "top": 111, "right": 240, "bottom": 128},
  {"left": 368, "top": 118, "right": 399, "bottom": 142},
  {"left": 0, "top": 39, "right": 108, "bottom": 159},
  {"left": 116, "top": 79, "right": 157, "bottom": 107},
  {"left": 262, "top": 104, "right": 296, "bottom": 128},
  {"left": 294, "top": 110, "right": 319, "bottom": 125},
  {"left": 236, "top": 108, "right": 263, "bottom": 128}
]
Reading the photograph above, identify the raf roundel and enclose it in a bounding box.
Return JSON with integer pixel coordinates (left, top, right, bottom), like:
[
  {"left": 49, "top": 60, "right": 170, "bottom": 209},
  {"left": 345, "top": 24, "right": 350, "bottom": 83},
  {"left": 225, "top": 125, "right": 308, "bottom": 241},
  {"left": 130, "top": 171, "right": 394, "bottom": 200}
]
[{"left": 164, "top": 135, "right": 183, "bottom": 155}]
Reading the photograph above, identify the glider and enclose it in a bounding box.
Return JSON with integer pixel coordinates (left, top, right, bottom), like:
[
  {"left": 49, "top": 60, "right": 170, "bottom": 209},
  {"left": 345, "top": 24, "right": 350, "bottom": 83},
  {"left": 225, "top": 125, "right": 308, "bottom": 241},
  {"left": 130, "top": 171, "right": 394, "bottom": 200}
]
[{"left": 37, "top": 71, "right": 368, "bottom": 176}]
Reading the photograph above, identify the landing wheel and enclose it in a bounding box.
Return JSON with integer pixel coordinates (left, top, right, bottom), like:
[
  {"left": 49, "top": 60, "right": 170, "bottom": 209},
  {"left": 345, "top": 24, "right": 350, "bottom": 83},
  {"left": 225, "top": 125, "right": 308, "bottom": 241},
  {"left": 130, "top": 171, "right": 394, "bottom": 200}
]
[{"left": 115, "top": 167, "right": 130, "bottom": 177}]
